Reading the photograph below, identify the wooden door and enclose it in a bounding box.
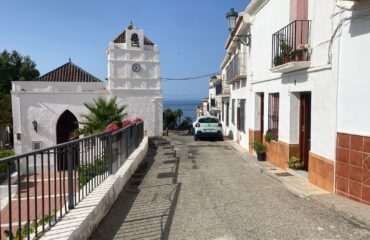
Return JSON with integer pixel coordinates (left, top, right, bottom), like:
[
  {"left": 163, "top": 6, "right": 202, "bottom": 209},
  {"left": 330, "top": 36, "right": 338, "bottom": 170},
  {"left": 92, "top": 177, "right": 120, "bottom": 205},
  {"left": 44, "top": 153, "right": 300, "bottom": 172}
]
[
  {"left": 260, "top": 93, "right": 264, "bottom": 143},
  {"left": 299, "top": 92, "right": 311, "bottom": 170}
]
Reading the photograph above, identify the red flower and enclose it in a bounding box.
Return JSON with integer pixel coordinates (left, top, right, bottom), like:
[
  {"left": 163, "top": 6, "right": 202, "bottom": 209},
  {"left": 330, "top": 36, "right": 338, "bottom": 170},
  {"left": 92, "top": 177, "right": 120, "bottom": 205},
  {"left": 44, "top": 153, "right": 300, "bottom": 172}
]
[
  {"left": 133, "top": 117, "right": 142, "bottom": 123},
  {"left": 122, "top": 119, "right": 133, "bottom": 127},
  {"left": 105, "top": 123, "right": 119, "bottom": 132}
]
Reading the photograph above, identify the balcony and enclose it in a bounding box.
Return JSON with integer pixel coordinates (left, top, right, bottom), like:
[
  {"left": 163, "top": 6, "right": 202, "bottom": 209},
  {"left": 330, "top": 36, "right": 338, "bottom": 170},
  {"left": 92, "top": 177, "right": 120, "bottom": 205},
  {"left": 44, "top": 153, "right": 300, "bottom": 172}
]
[
  {"left": 226, "top": 52, "right": 246, "bottom": 83},
  {"left": 270, "top": 20, "right": 312, "bottom": 73}
]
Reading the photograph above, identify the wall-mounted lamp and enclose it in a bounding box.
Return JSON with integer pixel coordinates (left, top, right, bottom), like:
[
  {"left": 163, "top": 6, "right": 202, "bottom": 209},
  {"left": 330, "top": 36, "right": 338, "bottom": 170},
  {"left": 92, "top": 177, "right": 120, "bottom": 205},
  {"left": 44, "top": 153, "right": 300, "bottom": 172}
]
[
  {"left": 32, "top": 120, "right": 38, "bottom": 133},
  {"left": 226, "top": 8, "right": 251, "bottom": 46}
]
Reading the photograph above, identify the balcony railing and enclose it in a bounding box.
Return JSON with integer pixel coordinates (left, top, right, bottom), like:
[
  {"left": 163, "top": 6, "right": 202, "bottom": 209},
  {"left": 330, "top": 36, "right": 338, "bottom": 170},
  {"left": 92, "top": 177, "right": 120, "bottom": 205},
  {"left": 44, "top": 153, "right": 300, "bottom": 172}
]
[
  {"left": 272, "top": 20, "right": 311, "bottom": 68},
  {"left": 226, "top": 52, "right": 246, "bottom": 83},
  {"left": 0, "top": 122, "right": 144, "bottom": 239}
]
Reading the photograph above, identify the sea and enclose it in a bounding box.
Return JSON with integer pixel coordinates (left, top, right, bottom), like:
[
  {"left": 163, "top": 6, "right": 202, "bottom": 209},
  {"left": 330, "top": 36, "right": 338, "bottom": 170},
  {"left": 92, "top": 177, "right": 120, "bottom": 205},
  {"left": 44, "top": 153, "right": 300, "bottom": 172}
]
[{"left": 163, "top": 100, "right": 202, "bottom": 122}]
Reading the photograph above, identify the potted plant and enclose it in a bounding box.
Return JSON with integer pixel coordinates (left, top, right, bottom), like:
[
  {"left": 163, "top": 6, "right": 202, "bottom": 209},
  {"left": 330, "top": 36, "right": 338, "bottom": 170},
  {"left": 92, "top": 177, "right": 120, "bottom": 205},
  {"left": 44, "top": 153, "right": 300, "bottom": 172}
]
[
  {"left": 265, "top": 129, "right": 273, "bottom": 143},
  {"left": 288, "top": 156, "right": 303, "bottom": 170},
  {"left": 273, "top": 55, "right": 283, "bottom": 66},
  {"left": 252, "top": 140, "right": 267, "bottom": 161}
]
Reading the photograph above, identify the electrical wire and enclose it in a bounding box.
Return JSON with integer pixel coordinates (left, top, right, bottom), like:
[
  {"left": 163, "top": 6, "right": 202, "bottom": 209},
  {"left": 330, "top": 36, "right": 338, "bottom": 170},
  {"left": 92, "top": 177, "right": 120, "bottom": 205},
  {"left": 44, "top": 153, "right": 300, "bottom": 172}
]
[{"left": 161, "top": 72, "right": 218, "bottom": 81}]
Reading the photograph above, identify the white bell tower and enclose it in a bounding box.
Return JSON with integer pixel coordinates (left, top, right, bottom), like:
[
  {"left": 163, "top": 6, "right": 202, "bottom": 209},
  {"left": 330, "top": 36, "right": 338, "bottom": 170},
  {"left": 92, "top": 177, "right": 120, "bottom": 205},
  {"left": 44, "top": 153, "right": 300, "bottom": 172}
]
[{"left": 106, "top": 24, "right": 163, "bottom": 136}]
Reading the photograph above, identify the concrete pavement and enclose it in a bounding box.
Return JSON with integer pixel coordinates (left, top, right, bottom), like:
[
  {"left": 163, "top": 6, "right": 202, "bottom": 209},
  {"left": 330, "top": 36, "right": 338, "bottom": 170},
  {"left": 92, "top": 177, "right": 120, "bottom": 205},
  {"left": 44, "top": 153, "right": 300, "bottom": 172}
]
[{"left": 91, "top": 135, "right": 370, "bottom": 239}]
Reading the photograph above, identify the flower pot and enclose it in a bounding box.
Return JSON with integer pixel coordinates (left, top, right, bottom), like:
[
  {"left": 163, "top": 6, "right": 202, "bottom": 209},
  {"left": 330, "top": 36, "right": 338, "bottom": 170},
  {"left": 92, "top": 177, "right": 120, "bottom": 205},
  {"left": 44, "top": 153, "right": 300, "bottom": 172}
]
[{"left": 257, "top": 152, "right": 266, "bottom": 161}]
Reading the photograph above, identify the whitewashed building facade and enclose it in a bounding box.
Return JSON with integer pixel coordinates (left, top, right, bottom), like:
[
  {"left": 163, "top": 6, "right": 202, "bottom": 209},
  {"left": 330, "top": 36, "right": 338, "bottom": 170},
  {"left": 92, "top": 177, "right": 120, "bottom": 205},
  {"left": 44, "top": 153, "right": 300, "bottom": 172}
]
[
  {"left": 11, "top": 24, "right": 163, "bottom": 171},
  {"left": 221, "top": 0, "right": 370, "bottom": 204}
]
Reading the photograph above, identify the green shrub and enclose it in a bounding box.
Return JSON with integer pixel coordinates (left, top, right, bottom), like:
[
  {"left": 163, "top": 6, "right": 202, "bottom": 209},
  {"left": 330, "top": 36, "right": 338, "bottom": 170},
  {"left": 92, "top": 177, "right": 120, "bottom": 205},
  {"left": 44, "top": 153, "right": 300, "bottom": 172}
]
[
  {"left": 79, "top": 157, "right": 108, "bottom": 187},
  {"left": 0, "top": 149, "right": 15, "bottom": 174},
  {"left": 265, "top": 130, "right": 273, "bottom": 143},
  {"left": 252, "top": 140, "right": 267, "bottom": 154},
  {"left": 288, "top": 156, "right": 303, "bottom": 169}
]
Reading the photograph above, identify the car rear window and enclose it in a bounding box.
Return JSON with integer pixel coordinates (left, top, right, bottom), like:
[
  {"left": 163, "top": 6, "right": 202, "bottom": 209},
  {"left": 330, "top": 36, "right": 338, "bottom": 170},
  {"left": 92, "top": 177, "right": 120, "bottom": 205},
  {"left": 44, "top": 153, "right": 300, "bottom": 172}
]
[{"left": 199, "top": 118, "right": 219, "bottom": 123}]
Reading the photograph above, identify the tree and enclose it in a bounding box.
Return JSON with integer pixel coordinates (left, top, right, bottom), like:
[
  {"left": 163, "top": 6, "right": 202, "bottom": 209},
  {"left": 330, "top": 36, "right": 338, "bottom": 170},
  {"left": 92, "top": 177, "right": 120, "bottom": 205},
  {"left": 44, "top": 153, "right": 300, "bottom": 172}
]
[
  {"left": 0, "top": 50, "right": 39, "bottom": 147},
  {"left": 0, "top": 50, "right": 40, "bottom": 93},
  {"left": 174, "top": 109, "right": 183, "bottom": 127},
  {"left": 0, "top": 93, "right": 11, "bottom": 128},
  {"left": 74, "top": 96, "right": 127, "bottom": 136},
  {"left": 163, "top": 109, "right": 177, "bottom": 134}
]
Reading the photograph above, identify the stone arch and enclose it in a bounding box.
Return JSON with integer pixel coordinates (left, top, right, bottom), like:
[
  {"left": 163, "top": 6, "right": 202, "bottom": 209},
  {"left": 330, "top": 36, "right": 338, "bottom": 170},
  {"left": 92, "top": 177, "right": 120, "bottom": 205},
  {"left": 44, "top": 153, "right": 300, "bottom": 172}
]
[
  {"left": 56, "top": 110, "right": 79, "bottom": 171},
  {"left": 56, "top": 110, "right": 78, "bottom": 144},
  {"left": 131, "top": 33, "right": 140, "bottom": 47}
]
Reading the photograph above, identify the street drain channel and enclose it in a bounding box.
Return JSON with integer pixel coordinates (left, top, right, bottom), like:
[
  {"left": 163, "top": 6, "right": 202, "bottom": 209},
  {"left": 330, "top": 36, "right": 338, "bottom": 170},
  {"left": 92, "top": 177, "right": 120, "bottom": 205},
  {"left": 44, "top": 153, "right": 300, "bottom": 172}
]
[{"left": 275, "top": 172, "right": 294, "bottom": 177}]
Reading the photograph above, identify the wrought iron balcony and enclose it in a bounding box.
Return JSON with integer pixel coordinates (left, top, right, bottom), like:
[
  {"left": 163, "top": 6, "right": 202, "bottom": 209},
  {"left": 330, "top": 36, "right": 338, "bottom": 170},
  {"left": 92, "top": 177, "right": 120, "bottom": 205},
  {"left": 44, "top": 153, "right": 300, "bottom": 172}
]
[
  {"left": 226, "top": 52, "right": 246, "bottom": 83},
  {"left": 271, "top": 20, "right": 311, "bottom": 73}
]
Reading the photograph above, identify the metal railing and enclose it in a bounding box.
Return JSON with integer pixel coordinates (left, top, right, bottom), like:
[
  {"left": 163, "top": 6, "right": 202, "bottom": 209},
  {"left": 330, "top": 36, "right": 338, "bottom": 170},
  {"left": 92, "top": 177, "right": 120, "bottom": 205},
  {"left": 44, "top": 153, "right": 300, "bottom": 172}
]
[
  {"left": 225, "top": 52, "right": 246, "bottom": 83},
  {"left": 0, "top": 122, "right": 144, "bottom": 239},
  {"left": 272, "top": 20, "right": 311, "bottom": 67}
]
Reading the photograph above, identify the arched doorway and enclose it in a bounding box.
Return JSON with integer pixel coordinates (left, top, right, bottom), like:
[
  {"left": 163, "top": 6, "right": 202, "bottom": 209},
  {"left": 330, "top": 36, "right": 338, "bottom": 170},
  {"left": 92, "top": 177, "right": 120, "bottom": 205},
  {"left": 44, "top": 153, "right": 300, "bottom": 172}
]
[{"left": 56, "top": 110, "right": 79, "bottom": 170}]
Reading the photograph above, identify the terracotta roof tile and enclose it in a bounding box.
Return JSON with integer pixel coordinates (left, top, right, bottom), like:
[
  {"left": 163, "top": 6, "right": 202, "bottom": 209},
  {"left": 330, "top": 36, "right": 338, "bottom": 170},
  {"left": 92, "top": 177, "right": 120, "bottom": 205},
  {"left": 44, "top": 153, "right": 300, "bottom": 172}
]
[
  {"left": 113, "top": 30, "right": 154, "bottom": 46},
  {"left": 37, "top": 62, "right": 102, "bottom": 82}
]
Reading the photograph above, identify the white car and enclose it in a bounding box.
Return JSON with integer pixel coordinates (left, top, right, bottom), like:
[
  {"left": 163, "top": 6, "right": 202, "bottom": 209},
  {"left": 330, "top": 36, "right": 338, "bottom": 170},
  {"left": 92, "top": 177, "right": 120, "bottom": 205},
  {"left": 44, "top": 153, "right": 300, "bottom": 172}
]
[{"left": 192, "top": 116, "right": 223, "bottom": 141}]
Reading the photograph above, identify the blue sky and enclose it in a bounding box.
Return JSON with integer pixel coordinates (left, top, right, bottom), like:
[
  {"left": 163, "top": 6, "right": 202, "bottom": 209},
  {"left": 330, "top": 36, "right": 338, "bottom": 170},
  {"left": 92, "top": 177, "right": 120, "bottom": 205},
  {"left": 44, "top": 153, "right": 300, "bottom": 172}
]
[{"left": 0, "top": 0, "right": 248, "bottom": 101}]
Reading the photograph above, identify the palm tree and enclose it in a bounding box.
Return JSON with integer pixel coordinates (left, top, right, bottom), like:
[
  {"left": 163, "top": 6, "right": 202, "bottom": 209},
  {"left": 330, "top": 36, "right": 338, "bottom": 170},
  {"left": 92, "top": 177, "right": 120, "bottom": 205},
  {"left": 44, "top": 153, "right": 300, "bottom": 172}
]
[
  {"left": 174, "top": 109, "right": 183, "bottom": 127},
  {"left": 73, "top": 96, "right": 127, "bottom": 137}
]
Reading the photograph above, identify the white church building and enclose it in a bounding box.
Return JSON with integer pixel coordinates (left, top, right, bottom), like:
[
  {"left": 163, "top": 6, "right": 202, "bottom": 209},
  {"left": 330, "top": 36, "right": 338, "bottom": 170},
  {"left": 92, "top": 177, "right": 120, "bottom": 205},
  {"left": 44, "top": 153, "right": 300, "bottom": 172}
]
[{"left": 11, "top": 24, "right": 163, "bottom": 156}]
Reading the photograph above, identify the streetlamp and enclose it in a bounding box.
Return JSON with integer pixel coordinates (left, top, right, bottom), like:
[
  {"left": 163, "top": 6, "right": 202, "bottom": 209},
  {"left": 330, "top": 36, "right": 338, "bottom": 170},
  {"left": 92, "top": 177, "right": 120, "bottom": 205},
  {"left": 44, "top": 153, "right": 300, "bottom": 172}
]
[{"left": 226, "top": 8, "right": 251, "bottom": 46}]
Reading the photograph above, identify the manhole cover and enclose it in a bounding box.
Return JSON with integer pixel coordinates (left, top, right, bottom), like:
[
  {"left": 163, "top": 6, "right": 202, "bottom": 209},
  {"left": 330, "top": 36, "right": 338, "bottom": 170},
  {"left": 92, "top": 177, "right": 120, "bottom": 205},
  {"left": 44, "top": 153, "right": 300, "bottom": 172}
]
[{"left": 275, "top": 172, "right": 293, "bottom": 177}]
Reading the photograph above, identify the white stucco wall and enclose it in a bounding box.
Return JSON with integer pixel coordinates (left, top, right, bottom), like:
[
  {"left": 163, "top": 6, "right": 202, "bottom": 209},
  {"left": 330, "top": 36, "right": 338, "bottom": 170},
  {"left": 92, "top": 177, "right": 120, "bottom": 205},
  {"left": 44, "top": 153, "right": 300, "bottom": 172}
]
[
  {"left": 219, "top": 0, "right": 349, "bottom": 161},
  {"left": 337, "top": 1, "right": 370, "bottom": 136}
]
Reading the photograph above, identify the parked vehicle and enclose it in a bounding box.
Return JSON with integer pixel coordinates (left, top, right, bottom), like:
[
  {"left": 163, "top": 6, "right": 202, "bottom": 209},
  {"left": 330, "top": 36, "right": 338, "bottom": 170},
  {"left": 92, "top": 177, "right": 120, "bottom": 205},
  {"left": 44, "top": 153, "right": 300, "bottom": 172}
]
[{"left": 192, "top": 116, "right": 223, "bottom": 141}]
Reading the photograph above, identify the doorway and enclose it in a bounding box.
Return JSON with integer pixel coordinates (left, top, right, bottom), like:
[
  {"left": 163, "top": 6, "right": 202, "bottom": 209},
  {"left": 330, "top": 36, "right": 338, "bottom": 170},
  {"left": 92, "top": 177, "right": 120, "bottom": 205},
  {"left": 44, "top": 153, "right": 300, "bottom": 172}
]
[
  {"left": 56, "top": 110, "right": 79, "bottom": 171},
  {"left": 259, "top": 93, "right": 264, "bottom": 143},
  {"left": 299, "top": 92, "right": 311, "bottom": 171}
]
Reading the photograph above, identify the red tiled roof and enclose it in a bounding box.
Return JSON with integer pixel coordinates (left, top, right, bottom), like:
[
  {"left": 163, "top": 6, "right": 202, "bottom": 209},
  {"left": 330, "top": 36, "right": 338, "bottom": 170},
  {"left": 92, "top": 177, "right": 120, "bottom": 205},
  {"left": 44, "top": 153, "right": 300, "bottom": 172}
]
[
  {"left": 37, "top": 62, "right": 102, "bottom": 82},
  {"left": 113, "top": 28, "right": 154, "bottom": 46}
]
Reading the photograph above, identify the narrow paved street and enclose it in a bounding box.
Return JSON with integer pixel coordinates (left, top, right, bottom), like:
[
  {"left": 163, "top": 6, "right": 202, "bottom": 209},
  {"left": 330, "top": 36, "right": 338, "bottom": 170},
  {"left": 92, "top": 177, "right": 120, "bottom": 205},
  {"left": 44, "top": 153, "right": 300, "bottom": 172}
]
[{"left": 91, "top": 136, "right": 370, "bottom": 240}]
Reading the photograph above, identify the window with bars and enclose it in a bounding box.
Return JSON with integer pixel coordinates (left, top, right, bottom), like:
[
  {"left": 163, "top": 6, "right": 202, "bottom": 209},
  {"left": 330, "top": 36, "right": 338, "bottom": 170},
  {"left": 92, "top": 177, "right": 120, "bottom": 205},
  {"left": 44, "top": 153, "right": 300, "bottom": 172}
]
[
  {"left": 231, "top": 99, "right": 235, "bottom": 125},
  {"left": 226, "top": 103, "right": 229, "bottom": 127},
  {"left": 268, "top": 93, "right": 279, "bottom": 140},
  {"left": 239, "top": 99, "right": 246, "bottom": 132}
]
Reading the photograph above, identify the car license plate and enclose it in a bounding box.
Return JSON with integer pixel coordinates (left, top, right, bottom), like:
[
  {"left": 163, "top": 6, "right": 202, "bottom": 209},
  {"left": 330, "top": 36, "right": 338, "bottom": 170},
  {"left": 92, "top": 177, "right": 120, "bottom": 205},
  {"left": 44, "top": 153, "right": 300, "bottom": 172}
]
[{"left": 204, "top": 129, "right": 214, "bottom": 132}]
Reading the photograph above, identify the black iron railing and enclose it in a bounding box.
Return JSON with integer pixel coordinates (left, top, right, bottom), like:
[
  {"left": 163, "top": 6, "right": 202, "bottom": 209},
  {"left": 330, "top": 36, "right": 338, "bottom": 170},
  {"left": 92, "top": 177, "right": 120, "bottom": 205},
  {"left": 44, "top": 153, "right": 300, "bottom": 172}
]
[
  {"left": 225, "top": 52, "right": 246, "bottom": 83},
  {"left": 0, "top": 122, "right": 144, "bottom": 239},
  {"left": 272, "top": 20, "right": 311, "bottom": 67}
]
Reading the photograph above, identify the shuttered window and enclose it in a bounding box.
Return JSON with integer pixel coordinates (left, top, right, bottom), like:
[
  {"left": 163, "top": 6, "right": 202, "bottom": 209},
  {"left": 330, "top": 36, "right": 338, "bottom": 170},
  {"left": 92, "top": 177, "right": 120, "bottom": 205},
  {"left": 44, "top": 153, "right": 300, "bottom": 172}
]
[
  {"left": 231, "top": 99, "right": 235, "bottom": 125},
  {"left": 239, "top": 99, "right": 246, "bottom": 132},
  {"left": 268, "top": 93, "right": 279, "bottom": 140}
]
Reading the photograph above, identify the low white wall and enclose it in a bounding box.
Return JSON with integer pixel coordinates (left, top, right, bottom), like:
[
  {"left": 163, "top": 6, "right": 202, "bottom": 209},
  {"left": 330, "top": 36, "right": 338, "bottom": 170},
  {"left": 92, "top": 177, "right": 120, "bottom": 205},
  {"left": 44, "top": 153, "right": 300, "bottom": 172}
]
[{"left": 41, "top": 136, "right": 149, "bottom": 240}]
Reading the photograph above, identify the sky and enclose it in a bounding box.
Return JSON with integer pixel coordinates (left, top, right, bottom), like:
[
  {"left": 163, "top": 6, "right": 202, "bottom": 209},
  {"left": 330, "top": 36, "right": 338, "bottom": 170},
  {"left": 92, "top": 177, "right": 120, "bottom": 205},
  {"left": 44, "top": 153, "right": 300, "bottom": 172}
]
[{"left": 0, "top": 0, "right": 248, "bottom": 101}]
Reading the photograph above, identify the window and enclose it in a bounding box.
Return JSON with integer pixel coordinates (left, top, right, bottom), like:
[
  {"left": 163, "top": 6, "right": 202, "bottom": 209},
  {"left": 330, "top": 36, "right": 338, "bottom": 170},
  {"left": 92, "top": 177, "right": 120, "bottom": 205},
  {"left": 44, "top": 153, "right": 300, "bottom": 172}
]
[
  {"left": 32, "top": 141, "right": 42, "bottom": 150},
  {"left": 241, "top": 79, "right": 246, "bottom": 88},
  {"left": 226, "top": 103, "right": 229, "bottom": 127},
  {"left": 239, "top": 99, "right": 246, "bottom": 132},
  {"left": 231, "top": 99, "right": 235, "bottom": 125},
  {"left": 131, "top": 33, "right": 140, "bottom": 47},
  {"left": 222, "top": 102, "right": 225, "bottom": 122},
  {"left": 268, "top": 93, "right": 279, "bottom": 140},
  {"left": 199, "top": 117, "right": 219, "bottom": 123}
]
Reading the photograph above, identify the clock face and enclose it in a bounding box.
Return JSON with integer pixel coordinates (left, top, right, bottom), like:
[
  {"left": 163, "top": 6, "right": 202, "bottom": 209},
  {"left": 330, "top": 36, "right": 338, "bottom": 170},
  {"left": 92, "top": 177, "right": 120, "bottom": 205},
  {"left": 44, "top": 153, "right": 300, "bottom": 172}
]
[{"left": 132, "top": 63, "right": 141, "bottom": 73}]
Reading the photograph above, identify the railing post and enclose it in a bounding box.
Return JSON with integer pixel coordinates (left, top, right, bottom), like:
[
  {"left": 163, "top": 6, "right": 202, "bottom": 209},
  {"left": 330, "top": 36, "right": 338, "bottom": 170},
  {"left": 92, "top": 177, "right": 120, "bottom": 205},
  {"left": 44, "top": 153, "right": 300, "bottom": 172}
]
[
  {"left": 67, "top": 145, "right": 74, "bottom": 209},
  {"left": 108, "top": 133, "right": 113, "bottom": 174}
]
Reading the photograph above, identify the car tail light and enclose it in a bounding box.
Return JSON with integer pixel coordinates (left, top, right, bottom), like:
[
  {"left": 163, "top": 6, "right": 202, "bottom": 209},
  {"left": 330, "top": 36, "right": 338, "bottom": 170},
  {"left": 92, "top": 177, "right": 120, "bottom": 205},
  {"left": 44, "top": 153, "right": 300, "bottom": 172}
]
[
  {"left": 218, "top": 123, "right": 222, "bottom": 127},
  {"left": 195, "top": 123, "right": 200, "bottom": 127}
]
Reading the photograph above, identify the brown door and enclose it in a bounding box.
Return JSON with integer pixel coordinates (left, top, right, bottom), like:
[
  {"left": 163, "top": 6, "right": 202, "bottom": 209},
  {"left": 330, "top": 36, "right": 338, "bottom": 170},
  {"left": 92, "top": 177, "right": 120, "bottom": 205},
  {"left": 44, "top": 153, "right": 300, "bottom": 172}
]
[
  {"left": 260, "top": 93, "right": 264, "bottom": 143},
  {"left": 299, "top": 92, "right": 311, "bottom": 170}
]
